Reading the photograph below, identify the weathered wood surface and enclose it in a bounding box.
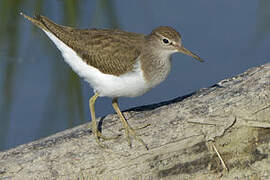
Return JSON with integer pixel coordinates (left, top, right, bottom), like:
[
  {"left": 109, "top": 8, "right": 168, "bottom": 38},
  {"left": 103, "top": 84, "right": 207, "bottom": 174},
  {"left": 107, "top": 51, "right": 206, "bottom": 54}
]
[{"left": 0, "top": 63, "right": 270, "bottom": 180}]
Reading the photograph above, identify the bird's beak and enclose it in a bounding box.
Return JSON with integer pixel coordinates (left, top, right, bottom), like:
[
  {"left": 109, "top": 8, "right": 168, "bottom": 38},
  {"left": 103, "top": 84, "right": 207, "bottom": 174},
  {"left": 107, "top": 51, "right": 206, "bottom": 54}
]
[{"left": 177, "top": 46, "right": 204, "bottom": 62}]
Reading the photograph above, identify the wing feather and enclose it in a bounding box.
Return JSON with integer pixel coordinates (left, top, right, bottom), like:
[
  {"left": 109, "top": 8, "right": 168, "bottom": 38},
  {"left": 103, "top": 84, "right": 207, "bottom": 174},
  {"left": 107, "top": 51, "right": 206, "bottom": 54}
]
[{"left": 22, "top": 13, "right": 145, "bottom": 76}]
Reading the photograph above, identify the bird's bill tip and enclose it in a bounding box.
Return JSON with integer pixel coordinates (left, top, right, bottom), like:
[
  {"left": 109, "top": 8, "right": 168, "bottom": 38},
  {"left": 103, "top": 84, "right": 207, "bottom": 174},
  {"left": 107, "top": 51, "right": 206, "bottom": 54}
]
[{"left": 177, "top": 46, "right": 204, "bottom": 62}]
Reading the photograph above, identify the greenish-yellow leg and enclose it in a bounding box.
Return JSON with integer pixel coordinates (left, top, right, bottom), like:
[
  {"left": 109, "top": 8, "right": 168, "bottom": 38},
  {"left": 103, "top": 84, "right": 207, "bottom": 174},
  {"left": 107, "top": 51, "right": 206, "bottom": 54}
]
[
  {"left": 89, "top": 93, "right": 118, "bottom": 148},
  {"left": 112, "top": 98, "right": 148, "bottom": 150}
]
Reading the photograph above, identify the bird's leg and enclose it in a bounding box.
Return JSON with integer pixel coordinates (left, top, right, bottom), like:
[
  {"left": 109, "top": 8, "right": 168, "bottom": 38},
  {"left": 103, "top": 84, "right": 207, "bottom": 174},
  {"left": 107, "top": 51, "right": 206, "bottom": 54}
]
[
  {"left": 112, "top": 98, "right": 148, "bottom": 150},
  {"left": 89, "top": 93, "right": 119, "bottom": 148}
]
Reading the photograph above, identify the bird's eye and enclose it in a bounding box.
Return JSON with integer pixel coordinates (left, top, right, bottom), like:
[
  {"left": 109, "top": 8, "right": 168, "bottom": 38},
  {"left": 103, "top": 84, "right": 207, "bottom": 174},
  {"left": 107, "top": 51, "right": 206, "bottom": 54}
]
[{"left": 162, "top": 38, "right": 169, "bottom": 44}]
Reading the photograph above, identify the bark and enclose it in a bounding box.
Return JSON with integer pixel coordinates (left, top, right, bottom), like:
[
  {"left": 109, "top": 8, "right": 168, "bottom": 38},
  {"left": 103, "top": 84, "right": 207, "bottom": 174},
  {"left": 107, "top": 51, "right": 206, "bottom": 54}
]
[{"left": 0, "top": 63, "right": 270, "bottom": 180}]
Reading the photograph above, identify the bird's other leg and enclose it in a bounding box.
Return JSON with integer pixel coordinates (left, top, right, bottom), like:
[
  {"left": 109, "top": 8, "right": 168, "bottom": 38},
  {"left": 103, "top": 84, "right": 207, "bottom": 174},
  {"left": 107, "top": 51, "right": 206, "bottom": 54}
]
[
  {"left": 89, "top": 93, "right": 118, "bottom": 148},
  {"left": 112, "top": 98, "right": 148, "bottom": 150}
]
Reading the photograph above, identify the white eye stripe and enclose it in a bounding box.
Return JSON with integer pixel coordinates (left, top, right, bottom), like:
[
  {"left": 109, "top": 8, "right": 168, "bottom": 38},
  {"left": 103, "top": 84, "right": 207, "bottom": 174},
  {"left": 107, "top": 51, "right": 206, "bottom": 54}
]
[{"left": 155, "top": 33, "right": 176, "bottom": 46}]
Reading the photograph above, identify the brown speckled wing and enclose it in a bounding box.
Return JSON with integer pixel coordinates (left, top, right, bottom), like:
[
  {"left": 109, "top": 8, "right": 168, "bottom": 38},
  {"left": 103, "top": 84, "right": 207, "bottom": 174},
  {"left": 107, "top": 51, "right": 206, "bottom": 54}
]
[{"left": 24, "top": 14, "right": 145, "bottom": 76}]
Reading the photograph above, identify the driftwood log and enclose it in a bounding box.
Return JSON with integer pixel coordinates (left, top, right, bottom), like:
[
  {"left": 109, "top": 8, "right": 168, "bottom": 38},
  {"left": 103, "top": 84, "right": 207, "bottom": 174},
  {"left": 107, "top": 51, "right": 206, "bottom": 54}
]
[{"left": 0, "top": 63, "right": 270, "bottom": 180}]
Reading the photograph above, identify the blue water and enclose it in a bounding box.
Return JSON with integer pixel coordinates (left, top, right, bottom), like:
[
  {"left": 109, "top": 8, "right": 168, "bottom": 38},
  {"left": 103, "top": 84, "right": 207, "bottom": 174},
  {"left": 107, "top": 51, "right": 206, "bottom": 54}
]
[{"left": 0, "top": 0, "right": 269, "bottom": 151}]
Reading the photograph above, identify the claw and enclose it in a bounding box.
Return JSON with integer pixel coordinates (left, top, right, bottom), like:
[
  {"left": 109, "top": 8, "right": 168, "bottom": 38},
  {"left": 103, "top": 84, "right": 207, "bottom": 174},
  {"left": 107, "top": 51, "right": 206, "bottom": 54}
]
[
  {"left": 112, "top": 98, "right": 148, "bottom": 150},
  {"left": 89, "top": 93, "right": 148, "bottom": 150},
  {"left": 93, "top": 128, "right": 120, "bottom": 149}
]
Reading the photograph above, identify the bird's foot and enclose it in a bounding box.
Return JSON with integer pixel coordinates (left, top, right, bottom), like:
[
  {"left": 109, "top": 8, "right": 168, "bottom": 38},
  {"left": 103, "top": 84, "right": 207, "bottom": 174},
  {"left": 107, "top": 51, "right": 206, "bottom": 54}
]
[
  {"left": 122, "top": 124, "right": 148, "bottom": 150},
  {"left": 93, "top": 129, "right": 120, "bottom": 149}
]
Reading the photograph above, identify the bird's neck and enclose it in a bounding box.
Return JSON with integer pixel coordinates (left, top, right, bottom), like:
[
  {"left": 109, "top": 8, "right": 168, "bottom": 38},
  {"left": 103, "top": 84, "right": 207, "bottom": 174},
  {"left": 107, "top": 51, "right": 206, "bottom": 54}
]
[{"left": 140, "top": 48, "right": 172, "bottom": 88}]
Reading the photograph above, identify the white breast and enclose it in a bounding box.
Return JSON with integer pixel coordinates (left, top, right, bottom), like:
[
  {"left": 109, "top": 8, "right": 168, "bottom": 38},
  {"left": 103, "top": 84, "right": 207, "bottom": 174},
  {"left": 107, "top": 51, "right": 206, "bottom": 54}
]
[{"left": 43, "top": 30, "right": 151, "bottom": 98}]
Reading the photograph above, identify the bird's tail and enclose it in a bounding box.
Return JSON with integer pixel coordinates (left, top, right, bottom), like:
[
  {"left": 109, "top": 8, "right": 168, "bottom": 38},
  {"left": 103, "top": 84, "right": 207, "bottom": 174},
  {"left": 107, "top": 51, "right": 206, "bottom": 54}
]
[{"left": 20, "top": 11, "right": 69, "bottom": 41}]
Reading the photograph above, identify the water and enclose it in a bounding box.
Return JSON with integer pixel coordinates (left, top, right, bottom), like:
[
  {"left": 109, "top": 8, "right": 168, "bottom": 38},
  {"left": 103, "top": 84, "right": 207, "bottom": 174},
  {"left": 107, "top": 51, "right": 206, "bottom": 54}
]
[{"left": 0, "top": 0, "right": 269, "bottom": 151}]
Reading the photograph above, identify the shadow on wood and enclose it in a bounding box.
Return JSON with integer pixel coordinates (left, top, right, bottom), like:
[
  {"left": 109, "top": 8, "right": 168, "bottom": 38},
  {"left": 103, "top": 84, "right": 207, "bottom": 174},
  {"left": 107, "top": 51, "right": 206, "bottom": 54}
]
[{"left": 0, "top": 63, "right": 270, "bottom": 179}]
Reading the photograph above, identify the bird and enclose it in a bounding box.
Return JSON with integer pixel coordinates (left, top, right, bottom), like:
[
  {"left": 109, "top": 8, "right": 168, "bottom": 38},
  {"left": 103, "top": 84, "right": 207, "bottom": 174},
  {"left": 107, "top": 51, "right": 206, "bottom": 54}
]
[{"left": 20, "top": 12, "right": 203, "bottom": 150}]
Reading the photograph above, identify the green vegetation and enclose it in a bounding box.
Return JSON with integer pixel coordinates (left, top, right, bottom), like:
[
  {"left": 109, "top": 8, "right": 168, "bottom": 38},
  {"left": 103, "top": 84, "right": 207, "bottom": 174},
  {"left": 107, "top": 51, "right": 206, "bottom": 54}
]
[{"left": 0, "top": 0, "right": 118, "bottom": 149}]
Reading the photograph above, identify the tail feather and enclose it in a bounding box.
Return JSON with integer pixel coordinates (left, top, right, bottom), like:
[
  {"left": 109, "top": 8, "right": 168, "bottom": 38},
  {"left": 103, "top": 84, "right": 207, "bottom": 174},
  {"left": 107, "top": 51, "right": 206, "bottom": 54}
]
[
  {"left": 20, "top": 11, "right": 68, "bottom": 41},
  {"left": 20, "top": 12, "right": 49, "bottom": 31}
]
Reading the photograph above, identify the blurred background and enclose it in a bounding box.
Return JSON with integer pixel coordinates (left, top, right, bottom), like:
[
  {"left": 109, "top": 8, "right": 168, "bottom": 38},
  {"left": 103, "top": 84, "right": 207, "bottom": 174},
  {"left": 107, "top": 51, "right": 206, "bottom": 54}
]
[{"left": 0, "top": 0, "right": 269, "bottom": 151}]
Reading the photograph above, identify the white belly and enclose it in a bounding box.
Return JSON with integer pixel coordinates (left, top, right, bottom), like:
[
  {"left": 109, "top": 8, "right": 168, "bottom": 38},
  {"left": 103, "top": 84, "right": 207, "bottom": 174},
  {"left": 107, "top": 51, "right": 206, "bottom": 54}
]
[{"left": 44, "top": 30, "right": 151, "bottom": 98}]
